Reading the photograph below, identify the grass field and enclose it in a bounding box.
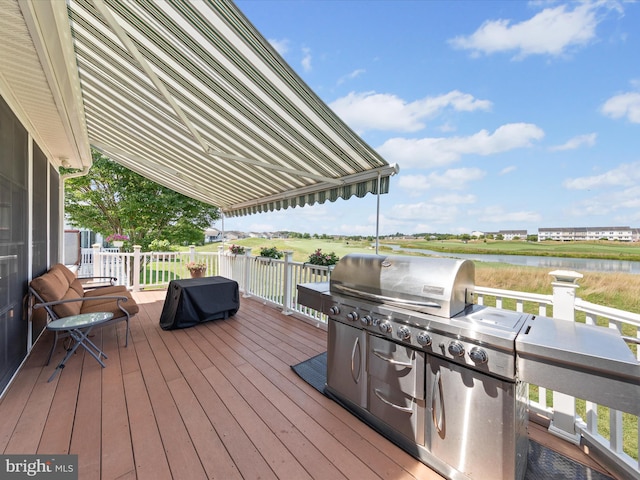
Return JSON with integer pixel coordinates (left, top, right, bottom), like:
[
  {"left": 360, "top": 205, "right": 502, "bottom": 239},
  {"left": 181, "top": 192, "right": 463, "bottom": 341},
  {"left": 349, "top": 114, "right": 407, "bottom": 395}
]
[{"left": 386, "top": 238, "right": 640, "bottom": 261}]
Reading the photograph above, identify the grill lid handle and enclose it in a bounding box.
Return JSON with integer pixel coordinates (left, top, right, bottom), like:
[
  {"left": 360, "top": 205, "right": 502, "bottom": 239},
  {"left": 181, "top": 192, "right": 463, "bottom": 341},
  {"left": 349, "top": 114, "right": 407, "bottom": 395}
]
[{"left": 333, "top": 284, "right": 442, "bottom": 310}]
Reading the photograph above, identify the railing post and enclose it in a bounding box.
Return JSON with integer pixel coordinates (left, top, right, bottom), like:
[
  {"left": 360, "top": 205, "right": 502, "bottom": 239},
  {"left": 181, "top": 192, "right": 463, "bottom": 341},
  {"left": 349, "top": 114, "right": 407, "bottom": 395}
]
[
  {"left": 282, "top": 251, "right": 293, "bottom": 315},
  {"left": 92, "top": 243, "right": 101, "bottom": 278},
  {"left": 132, "top": 245, "right": 141, "bottom": 291},
  {"left": 217, "top": 245, "right": 225, "bottom": 278},
  {"left": 243, "top": 248, "right": 252, "bottom": 298},
  {"left": 548, "top": 269, "right": 583, "bottom": 444},
  {"left": 282, "top": 250, "right": 293, "bottom": 315},
  {"left": 189, "top": 245, "right": 196, "bottom": 262}
]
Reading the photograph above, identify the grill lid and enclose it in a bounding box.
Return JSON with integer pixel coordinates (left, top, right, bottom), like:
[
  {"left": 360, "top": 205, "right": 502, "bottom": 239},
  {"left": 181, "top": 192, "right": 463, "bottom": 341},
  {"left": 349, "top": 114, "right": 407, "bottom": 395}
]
[{"left": 330, "top": 254, "right": 475, "bottom": 318}]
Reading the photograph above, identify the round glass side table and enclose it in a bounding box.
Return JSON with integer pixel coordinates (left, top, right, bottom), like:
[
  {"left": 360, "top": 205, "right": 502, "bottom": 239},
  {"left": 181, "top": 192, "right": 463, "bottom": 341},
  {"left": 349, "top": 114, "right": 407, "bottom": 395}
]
[{"left": 46, "top": 311, "right": 114, "bottom": 382}]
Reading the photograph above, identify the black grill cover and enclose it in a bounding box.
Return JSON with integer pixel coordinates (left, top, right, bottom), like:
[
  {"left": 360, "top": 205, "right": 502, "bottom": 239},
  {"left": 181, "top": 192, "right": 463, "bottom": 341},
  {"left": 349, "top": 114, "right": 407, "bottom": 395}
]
[{"left": 160, "top": 276, "right": 239, "bottom": 330}]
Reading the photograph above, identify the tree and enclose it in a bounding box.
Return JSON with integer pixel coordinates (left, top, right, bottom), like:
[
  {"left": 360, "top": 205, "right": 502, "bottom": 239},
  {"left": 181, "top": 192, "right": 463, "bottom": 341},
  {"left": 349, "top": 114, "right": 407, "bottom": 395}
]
[{"left": 64, "top": 149, "right": 220, "bottom": 250}]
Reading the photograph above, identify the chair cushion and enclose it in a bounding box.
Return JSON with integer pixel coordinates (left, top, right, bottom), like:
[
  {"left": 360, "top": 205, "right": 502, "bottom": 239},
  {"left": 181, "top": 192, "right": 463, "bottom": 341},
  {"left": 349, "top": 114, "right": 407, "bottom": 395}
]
[
  {"left": 50, "top": 264, "right": 85, "bottom": 296},
  {"left": 80, "top": 287, "right": 139, "bottom": 316},
  {"left": 30, "top": 270, "right": 70, "bottom": 304},
  {"left": 52, "top": 289, "right": 83, "bottom": 318},
  {"left": 50, "top": 263, "right": 76, "bottom": 284}
]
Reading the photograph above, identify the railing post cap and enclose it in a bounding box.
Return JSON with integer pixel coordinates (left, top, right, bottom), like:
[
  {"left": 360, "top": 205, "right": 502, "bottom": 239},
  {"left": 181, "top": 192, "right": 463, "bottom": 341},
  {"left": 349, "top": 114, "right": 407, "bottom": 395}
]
[{"left": 549, "top": 270, "right": 583, "bottom": 284}]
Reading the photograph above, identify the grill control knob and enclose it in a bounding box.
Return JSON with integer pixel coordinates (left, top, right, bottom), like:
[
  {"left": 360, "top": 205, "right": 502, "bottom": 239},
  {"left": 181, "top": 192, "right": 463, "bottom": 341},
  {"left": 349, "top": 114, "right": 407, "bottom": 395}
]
[
  {"left": 469, "top": 347, "right": 488, "bottom": 364},
  {"left": 448, "top": 341, "right": 465, "bottom": 357},
  {"left": 417, "top": 332, "right": 432, "bottom": 346},
  {"left": 361, "top": 315, "right": 372, "bottom": 326},
  {"left": 396, "top": 326, "right": 411, "bottom": 341},
  {"left": 379, "top": 321, "right": 392, "bottom": 334},
  {"left": 329, "top": 306, "right": 340, "bottom": 316},
  {"left": 347, "top": 311, "right": 359, "bottom": 322}
]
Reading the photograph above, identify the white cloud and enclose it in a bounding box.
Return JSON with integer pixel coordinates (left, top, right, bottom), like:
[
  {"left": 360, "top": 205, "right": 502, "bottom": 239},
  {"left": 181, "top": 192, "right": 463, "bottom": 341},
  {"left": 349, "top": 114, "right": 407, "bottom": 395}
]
[
  {"left": 499, "top": 166, "right": 516, "bottom": 175},
  {"left": 301, "top": 47, "right": 312, "bottom": 72},
  {"left": 268, "top": 38, "right": 289, "bottom": 56},
  {"left": 549, "top": 133, "right": 597, "bottom": 151},
  {"left": 335, "top": 222, "right": 379, "bottom": 236},
  {"left": 431, "top": 193, "right": 477, "bottom": 205},
  {"left": 554, "top": 133, "right": 598, "bottom": 151},
  {"left": 438, "top": 122, "right": 457, "bottom": 133},
  {"left": 388, "top": 202, "right": 461, "bottom": 224},
  {"left": 337, "top": 69, "right": 366, "bottom": 85},
  {"left": 449, "top": 2, "right": 619, "bottom": 59},
  {"left": 247, "top": 223, "right": 278, "bottom": 232},
  {"left": 329, "top": 90, "right": 492, "bottom": 133},
  {"left": 397, "top": 168, "right": 486, "bottom": 195},
  {"left": 601, "top": 92, "right": 640, "bottom": 123},
  {"left": 377, "top": 123, "right": 544, "bottom": 167},
  {"left": 563, "top": 161, "right": 640, "bottom": 189},
  {"left": 474, "top": 205, "right": 542, "bottom": 223},
  {"left": 565, "top": 185, "right": 640, "bottom": 218}
]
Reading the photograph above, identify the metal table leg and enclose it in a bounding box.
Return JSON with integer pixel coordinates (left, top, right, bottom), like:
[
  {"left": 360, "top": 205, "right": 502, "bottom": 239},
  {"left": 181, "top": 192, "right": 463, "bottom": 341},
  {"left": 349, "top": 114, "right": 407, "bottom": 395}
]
[{"left": 47, "top": 326, "right": 108, "bottom": 382}]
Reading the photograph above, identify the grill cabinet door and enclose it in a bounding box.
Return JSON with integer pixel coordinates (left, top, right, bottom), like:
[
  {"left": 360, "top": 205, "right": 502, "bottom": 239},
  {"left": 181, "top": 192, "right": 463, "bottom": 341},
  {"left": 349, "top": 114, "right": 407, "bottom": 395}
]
[
  {"left": 326, "top": 320, "right": 367, "bottom": 408},
  {"left": 426, "top": 356, "right": 527, "bottom": 480}
]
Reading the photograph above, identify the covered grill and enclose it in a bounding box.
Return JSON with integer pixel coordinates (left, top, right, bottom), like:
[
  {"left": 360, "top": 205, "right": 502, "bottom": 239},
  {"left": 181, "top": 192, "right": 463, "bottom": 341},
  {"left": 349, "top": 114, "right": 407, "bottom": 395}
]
[{"left": 297, "top": 253, "right": 640, "bottom": 480}]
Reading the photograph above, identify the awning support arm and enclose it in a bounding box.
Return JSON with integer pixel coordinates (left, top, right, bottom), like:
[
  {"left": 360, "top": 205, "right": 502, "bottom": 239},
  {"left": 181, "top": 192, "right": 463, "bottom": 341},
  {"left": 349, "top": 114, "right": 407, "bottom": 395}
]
[
  {"left": 206, "top": 148, "right": 343, "bottom": 184},
  {"left": 92, "top": 143, "right": 224, "bottom": 203},
  {"left": 95, "top": 0, "right": 345, "bottom": 187},
  {"left": 93, "top": 0, "right": 210, "bottom": 153}
]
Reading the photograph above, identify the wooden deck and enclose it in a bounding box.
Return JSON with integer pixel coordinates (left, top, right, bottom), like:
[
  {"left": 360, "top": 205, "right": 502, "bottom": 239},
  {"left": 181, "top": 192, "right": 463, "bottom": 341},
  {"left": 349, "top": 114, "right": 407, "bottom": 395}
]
[{"left": 0, "top": 290, "right": 618, "bottom": 479}]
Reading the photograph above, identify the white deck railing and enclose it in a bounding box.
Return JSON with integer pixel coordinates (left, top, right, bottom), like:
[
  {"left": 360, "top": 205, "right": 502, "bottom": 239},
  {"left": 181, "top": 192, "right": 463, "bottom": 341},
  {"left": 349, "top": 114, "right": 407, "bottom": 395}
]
[{"left": 87, "top": 246, "right": 639, "bottom": 478}]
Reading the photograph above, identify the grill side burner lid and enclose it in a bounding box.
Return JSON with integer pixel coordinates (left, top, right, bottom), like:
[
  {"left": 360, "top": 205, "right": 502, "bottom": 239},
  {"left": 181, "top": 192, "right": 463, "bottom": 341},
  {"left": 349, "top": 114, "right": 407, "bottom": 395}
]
[{"left": 330, "top": 254, "right": 475, "bottom": 318}]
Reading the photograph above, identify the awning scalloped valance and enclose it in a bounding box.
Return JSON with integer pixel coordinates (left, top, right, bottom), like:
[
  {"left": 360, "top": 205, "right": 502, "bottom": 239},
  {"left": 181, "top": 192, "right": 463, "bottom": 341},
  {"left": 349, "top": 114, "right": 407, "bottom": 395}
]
[{"left": 226, "top": 174, "right": 392, "bottom": 217}]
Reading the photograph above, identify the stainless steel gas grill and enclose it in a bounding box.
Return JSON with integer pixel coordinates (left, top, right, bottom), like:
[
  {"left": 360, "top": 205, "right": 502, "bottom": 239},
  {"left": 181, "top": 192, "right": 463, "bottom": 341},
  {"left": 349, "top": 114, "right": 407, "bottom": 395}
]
[{"left": 297, "top": 253, "right": 640, "bottom": 480}]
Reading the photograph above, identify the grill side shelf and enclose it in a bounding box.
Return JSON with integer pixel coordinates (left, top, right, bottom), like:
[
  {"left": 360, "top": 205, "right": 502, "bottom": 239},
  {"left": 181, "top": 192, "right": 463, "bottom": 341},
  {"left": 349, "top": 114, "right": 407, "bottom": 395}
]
[{"left": 516, "top": 316, "right": 640, "bottom": 416}]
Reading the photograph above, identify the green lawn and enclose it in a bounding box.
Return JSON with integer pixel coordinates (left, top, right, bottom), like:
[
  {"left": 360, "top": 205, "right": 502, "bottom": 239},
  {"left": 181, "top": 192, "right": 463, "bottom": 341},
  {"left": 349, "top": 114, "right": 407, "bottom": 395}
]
[
  {"left": 195, "top": 237, "right": 379, "bottom": 263},
  {"left": 192, "top": 236, "right": 640, "bottom": 263},
  {"left": 384, "top": 238, "right": 640, "bottom": 261}
]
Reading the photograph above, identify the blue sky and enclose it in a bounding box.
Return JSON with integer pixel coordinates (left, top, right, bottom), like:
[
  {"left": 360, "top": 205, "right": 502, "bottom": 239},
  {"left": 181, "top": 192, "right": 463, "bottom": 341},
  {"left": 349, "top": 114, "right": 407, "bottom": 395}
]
[{"left": 225, "top": 0, "right": 640, "bottom": 237}]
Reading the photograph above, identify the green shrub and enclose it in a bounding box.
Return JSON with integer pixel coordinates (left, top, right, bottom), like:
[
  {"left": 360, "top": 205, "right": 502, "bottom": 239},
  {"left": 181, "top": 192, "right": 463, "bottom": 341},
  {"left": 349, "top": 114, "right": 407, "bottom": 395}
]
[{"left": 259, "top": 246, "right": 283, "bottom": 259}]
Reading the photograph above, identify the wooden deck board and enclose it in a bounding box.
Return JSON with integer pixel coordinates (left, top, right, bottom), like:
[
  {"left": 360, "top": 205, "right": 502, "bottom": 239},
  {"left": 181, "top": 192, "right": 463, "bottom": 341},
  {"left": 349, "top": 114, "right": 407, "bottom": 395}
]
[
  {"left": 0, "top": 289, "right": 620, "bottom": 480},
  {"left": 100, "top": 322, "right": 135, "bottom": 480}
]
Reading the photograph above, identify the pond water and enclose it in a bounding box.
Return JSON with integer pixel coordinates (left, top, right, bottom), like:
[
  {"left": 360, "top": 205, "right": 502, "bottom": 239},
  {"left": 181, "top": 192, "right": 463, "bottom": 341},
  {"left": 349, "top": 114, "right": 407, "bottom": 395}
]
[{"left": 384, "top": 245, "right": 640, "bottom": 274}]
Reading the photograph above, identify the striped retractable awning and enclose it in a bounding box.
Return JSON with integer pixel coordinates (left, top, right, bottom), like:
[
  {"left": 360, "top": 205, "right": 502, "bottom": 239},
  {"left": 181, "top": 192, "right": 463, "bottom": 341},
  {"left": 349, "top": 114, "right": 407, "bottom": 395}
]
[{"left": 63, "top": 0, "right": 397, "bottom": 217}]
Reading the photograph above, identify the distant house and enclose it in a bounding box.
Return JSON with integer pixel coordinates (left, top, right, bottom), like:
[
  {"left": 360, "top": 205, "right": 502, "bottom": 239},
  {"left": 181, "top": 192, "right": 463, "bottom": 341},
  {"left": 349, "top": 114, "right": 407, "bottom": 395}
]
[
  {"left": 538, "top": 226, "right": 638, "bottom": 242},
  {"left": 500, "top": 230, "right": 527, "bottom": 240},
  {"left": 204, "top": 228, "right": 223, "bottom": 243},
  {"left": 482, "top": 230, "right": 528, "bottom": 240},
  {"left": 223, "top": 231, "right": 242, "bottom": 242}
]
